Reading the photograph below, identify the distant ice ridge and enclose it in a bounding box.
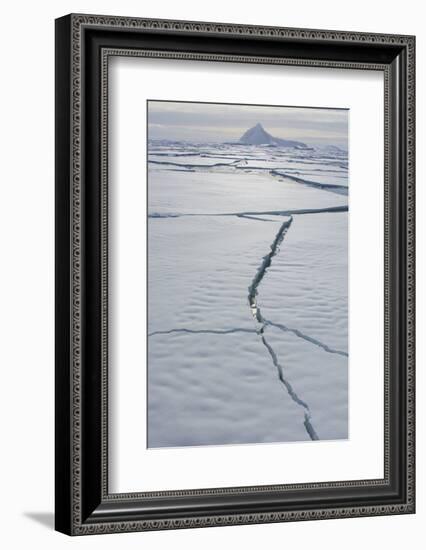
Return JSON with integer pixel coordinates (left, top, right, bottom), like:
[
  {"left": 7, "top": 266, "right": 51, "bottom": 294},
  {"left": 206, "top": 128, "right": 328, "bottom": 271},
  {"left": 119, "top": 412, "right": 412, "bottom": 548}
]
[{"left": 239, "top": 123, "right": 309, "bottom": 148}]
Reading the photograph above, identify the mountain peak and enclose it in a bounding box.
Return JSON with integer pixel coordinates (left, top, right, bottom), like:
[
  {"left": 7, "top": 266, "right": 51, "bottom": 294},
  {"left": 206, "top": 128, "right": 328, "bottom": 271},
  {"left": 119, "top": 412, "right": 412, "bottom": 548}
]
[
  {"left": 239, "top": 123, "right": 307, "bottom": 148},
  {"left": 239, "top": 123, "right": 272, "bottom": 145}
]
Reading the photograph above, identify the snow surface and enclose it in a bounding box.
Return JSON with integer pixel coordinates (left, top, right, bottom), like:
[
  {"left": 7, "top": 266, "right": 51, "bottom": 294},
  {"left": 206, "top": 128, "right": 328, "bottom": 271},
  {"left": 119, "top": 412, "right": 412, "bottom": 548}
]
[{"left": 147, "top": 141, "right": 348, "bottom": 448}]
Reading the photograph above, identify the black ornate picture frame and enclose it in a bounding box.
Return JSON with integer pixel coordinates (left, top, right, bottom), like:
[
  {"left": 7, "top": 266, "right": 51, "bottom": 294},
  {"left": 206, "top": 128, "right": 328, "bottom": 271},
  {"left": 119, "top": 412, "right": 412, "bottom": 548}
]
[{"left": 55, "top": 13, "right": 415, "bottom": 535}]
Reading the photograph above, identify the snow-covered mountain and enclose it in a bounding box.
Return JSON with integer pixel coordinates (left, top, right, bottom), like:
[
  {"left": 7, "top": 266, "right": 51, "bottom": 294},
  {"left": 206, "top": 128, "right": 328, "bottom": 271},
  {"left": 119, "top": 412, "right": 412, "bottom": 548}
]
[{"left": 239, "top": 123, "right": 307, "bottom": 148}]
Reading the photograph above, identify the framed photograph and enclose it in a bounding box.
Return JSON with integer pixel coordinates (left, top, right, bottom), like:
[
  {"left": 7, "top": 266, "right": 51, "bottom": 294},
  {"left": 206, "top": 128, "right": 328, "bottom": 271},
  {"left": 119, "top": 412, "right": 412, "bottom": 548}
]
[{"left": 55, "top": 14, "right": 415, "bottom": 535}]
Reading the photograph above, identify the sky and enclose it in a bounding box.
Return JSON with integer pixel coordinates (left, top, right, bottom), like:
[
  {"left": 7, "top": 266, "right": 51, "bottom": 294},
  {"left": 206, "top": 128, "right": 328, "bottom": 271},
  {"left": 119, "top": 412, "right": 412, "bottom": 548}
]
[{"left": 147, "top": 101, "right": 349, "bottom": 149}]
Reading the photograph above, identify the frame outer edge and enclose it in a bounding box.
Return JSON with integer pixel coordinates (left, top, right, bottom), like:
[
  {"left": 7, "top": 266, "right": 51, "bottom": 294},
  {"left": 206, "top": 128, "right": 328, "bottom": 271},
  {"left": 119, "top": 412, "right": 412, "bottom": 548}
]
[
  {"left": 70, "top": 13, "right": 83, "bottom": 536},
  {"left": 55, "top": 14, "right": 73, "bottom": 536},
  {"left": 62, "top": 13, "right": 415, "bottom": 535}
]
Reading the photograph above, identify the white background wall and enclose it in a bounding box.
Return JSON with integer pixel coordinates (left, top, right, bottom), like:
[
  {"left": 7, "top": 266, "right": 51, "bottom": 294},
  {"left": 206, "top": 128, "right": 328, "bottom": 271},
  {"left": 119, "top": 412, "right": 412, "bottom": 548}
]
[{"left": 0, "top": 0, "right": 422, "bottom": 547}]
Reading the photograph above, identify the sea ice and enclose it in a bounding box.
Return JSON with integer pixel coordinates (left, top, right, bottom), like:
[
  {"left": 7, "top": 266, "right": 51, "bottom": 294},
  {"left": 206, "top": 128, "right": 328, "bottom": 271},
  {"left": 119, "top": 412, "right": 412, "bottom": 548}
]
[{"left": 147, "top": 141, "right": 349, "bottom": 447}]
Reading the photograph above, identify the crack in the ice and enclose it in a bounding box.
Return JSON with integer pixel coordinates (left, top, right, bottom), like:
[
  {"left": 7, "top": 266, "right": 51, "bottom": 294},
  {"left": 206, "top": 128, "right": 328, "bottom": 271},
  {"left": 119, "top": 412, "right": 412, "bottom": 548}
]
[
  {"left": 263, "top": 319, "right": 348, "bottom": 358},
  {"left": 237, "top": 213, "right": 278, "bottom": 222},
  {"left": 148, "top": 204, "right": 348, "bottom": 219},
  {"left": 148, "top": 158, "right": 348, "bottom": 182},
  {"left": 148, "top": 328, "right": 255, "bottom": 337},
  {"left": 148, "top": 323, "right": 347, "bottom": 358},
  {"left": 149, "top": 159, "right": 238, "bottom": 170},
  {"left": 248, "top": 216, "right": 293, "bottom": 325},
  {"left": 270, "top": 170, "right": 348, "bottom": 196},
  {"left": 247, "top": 215, "right": 319, "bottom": 441},
  {"left": 261, "top": 335, "right": 319, "bottom": 440}
]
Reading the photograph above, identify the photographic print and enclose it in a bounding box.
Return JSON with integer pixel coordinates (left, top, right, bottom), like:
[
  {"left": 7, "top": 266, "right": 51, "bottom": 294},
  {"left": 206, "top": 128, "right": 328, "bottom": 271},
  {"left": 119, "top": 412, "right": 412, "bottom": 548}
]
[{"left": 147, "top": 100, "right": 349, "bottom": 448}]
